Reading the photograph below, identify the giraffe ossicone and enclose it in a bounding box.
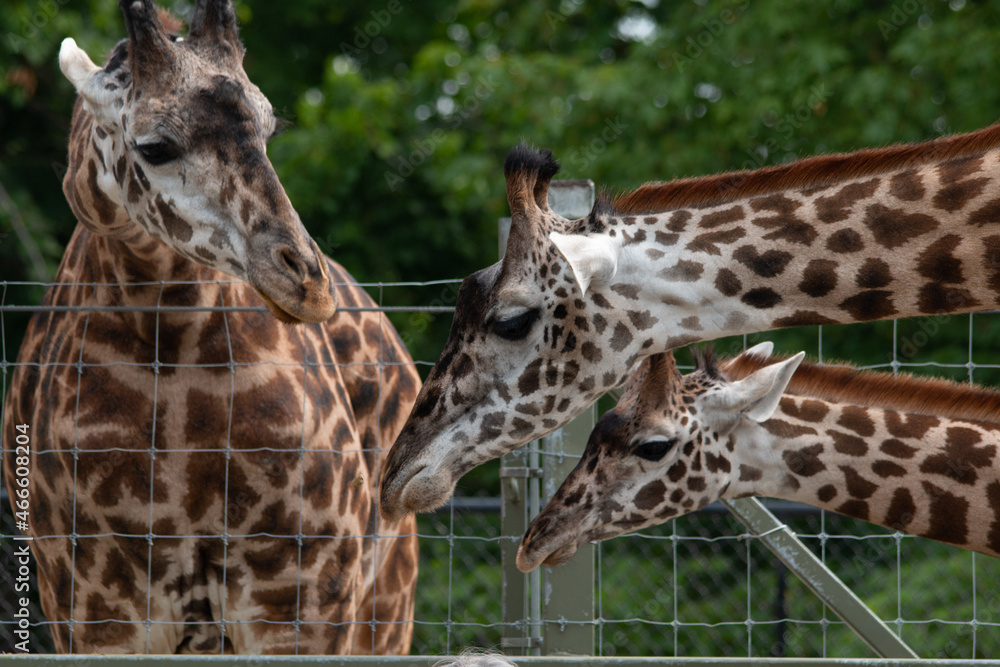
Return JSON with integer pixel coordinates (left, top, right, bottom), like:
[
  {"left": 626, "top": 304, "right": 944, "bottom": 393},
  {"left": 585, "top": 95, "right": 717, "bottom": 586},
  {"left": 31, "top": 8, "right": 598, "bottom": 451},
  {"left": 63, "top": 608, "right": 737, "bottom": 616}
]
[
  {"left": 517, "top": 345, "right": 1000, "bottom": 573},
  {"left": 381, "top": 129, "right": 1000, "bottom": 521},
  {"left": 3, "top": 0, "right": 419, "bottom": 654}
]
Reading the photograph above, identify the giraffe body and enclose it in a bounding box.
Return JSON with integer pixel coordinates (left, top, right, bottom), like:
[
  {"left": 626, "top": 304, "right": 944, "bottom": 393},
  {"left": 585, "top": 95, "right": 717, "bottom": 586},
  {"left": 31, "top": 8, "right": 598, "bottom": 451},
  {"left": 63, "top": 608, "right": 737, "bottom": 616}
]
[
  {"left": 382, "top": 134, "right": 1000, "bottom": 520},
  {"left": 3, "top": 1, "right": 418, "bottom": 654},
  {"left": 517, "top": 345, "right": 1000, "bottom": 572}
]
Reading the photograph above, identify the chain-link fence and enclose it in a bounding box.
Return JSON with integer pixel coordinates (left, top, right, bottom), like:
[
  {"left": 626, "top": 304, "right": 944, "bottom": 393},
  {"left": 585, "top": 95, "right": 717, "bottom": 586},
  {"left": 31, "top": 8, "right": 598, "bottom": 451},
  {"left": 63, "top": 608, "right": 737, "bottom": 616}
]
[{"left": 3, "top": 274, "right": 1000, "bottom": 658}]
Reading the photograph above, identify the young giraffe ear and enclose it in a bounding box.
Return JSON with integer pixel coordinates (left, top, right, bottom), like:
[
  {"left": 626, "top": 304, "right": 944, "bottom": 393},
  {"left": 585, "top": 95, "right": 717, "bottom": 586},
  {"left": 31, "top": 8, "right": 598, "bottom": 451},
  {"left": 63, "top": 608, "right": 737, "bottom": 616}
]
[
  {"left": 549, "top": 231, "right": 622, "bottom": 297},
  {"left": 59, "top": 38, "right": 123, "bottom": 127},
  {"left": 742, "top": 341, "right": 774, "bottom": 359},
  {"left": 729, "top": 351, "right": 805, "bottom": 423}
]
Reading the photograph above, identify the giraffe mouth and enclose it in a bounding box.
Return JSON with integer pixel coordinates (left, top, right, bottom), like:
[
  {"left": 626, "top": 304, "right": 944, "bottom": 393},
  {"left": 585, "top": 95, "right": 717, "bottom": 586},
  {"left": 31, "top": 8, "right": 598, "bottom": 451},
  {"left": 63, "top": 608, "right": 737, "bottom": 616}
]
[
  {"left": 516, "top": 540, "right": 580, "bottom": 572},
  {"left": 254, "top": 289, "right": 307, "bottom": 325}
]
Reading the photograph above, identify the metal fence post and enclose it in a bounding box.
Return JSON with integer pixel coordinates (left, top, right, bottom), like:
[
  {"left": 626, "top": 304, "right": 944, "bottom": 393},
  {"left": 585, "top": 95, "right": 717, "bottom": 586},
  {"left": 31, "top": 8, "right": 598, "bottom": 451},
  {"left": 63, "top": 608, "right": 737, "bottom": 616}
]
[
  {"left": 500, "top": 180, "right": 596, "bottom": 656},
  {"left": 538, "top": 181, "right": 596, "bottom": 656}
]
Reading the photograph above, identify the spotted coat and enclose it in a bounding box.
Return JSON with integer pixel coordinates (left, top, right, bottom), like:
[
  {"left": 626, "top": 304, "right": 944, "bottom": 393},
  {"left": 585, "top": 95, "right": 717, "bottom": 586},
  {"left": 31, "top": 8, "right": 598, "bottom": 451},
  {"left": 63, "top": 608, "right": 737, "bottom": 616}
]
[
  {"left": 2, "top": 0, "right": 418, "bottom": 654},
  {"left": 382, "top": 133, "right": 1000, "bottom": 520},
  {"left": 517, "top": 346, "right": 1000, "bottom": 571}
]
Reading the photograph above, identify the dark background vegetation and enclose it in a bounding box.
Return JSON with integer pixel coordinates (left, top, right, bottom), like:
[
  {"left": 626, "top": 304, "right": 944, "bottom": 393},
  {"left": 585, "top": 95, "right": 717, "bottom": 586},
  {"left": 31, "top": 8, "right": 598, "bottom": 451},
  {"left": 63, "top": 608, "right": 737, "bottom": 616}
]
[{"left": 3, "top": 0, "right": 1000, "bottom": 657}]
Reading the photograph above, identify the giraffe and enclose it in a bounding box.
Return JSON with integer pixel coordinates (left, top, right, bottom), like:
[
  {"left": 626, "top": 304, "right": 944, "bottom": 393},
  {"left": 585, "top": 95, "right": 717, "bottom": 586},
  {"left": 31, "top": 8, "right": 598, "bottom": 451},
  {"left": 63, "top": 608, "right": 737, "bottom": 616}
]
[
  {"left": 380, "top": 133, "right": 1000, "bottom": 521},
  {"left": 2, "top": 0, "right": 419, "bottom": 654},
  {"left": 516, "top": 343, "right": 1000, "bottom": 572}
]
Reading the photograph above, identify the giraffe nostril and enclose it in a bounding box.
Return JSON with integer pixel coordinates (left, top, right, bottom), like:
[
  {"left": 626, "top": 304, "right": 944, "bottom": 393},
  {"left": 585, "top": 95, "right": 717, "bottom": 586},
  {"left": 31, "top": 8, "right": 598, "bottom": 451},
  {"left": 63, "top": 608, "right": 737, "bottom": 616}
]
[{"left": 276, "top": 246, "right": 306, "bottom": 281}]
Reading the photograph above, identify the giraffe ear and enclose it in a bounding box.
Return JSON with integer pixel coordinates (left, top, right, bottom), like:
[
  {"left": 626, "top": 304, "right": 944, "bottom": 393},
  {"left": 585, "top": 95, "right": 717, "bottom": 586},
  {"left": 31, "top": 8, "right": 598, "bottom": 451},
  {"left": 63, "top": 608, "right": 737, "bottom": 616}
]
[
  {"left": 549, "top": 231, "right": 622, "bottom": 297},
  {"left": 726, "top": 351, "right": 805, "bottom": 422},
  {"left": 59, "top": 38, "right": 123, "bottom": 126},
  {"left": 741, "top": 341, "right": 774, "bottom": 359}
]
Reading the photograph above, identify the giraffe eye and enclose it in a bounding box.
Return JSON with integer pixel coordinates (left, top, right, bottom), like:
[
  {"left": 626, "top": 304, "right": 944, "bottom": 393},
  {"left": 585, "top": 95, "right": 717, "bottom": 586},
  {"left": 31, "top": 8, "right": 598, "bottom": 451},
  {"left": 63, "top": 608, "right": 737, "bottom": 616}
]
[
  {"left": 634, "top": 438, "right": 677, "bottom": 462},
  {"left": 492, "top": 308, "right": 540, "bottom": 341},
  {"left": 136, "top": 140, "right": 179, "bottom": 166}
]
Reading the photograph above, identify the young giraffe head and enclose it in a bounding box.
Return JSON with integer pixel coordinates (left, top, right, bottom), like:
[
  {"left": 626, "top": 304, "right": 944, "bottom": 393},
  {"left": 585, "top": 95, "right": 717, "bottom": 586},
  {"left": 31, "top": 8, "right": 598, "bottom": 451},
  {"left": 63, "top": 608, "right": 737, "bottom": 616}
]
[
  {"left": 516, "top": 344, "right": 803, "bottom": 572},
  {"left": 381, "top": 143, "right": 633, "bottom": 520},
  {"left": 60, "top": 0, "right": 334, "bottom": 323}
]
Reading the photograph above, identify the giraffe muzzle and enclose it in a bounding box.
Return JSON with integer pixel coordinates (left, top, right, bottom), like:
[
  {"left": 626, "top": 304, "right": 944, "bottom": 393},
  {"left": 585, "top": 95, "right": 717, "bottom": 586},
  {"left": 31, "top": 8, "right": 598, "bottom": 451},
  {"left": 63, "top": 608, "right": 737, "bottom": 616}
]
[{"left": 248, "top": 236, "right": 336, "bottom": 324}]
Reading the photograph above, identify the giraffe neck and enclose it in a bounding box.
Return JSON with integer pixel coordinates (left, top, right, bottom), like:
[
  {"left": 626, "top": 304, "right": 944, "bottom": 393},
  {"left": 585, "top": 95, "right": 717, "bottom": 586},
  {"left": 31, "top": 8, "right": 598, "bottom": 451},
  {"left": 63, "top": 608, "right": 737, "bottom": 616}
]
[
  {"left": 724, "top": 396, "right": 1000, "bottom": 556},
  {"left": 61, "top": 102, "right": 237, "bottom": 333},
  {"left": 588, "top": 145, "right": 1000, "bottom": 349}
]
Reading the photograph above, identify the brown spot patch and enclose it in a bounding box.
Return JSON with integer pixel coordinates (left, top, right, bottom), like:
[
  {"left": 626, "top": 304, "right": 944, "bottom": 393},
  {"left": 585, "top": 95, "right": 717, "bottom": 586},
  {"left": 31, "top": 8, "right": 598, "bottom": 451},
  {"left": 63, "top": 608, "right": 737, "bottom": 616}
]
[
  {"left": 817, "top": 484, "right": 837, "bottom": 502},
  {"left": 840, "top": 465, "right": 877, "bottom": 498},
  {"left": 836, "top": 405, "right": 875, "bottom": 437},
  {"left": 885, "top": 411, "right": 939, "bottom": 439},
  {"left": 699, "top": 205, "right": 745, "bottom": 229},
  {"left": 889, "top": 170, "right": 924, "bottom": 201},
  {"left": 686, "top": 227, "right": 746, "bottom": 255},
  {"left": 782, "top": 443, "right": 826, "bottom": 477},
  {"left": 773, "top": 311, "right": 839, "bottom": 327},
  {"left": 741, "top": 287, "right": 782, "bottom": 309},
  {"left": 880, "top": 438, "right": 918, "bottom": 459},
  {"left": 884, "top": 488, "right": 916, "bottom": 530},
  {"left": 750, "top": 193, "right": 817, "bottom": 245},
  {"left": 856, "top": 258, "right": 892, "bottom": 289},
  {"left": 826, "top": 228, "right": 865, "bottom": 253},
  {"left": 659, "top": 259, "right": 704, "bottom": 282},
  {"left": 714, "top": 268, "right": 742, "bottom": 296},
  {"left": 733, "top": 245, "right": 793, "bottom": 278},
  {"left": 918, "top": 426, "right": 995, "bottom": 485},
  {"left": 762, "top": 419, "right": 818, "bottom": 439},
  {"left": 827, "top": 429, "right": 867, "bottom": 456},
  {"left": 634, "top": 480, "right": 667, "bottom": 510},
  {"left": 154, "top": 195, "right": 194, "bottom": 243},
  {"left": 932, "top": 176, "right": 989, "bottom": 212},
  {"left": 739, "top": 464, "right": 763, "bottom": 482},
  {"left": 815, "top": 178, "right": 881, "bottom": 223},
  {"left": 609, "top": 322, "right": 633, "bottom": 351},
  {"left": 968, "top": 198, "right": 1000, "bottom": 226},
  {"left": 780, "top": 397, "right": 829, "bottom": 422},
  {"left": 871, "top": 460, "right": 906, "bottom": 478},
  {"left": 836, "top": 499, "right": 870, "bottom": 521},
  {"left": 862, "top": 202, "right": 939, "bottom": 249},
  {"left": 799, "top": 259, "right": 838, "bottom": 297},
  {"left": 921, "top": 480, "right": 969, "bottom": 545},
  {"left": 917, "top": 234, "right": 964, "bottom": 283},
  {"left": 838, "top": 290, "right": 897, "bottom": 321}
]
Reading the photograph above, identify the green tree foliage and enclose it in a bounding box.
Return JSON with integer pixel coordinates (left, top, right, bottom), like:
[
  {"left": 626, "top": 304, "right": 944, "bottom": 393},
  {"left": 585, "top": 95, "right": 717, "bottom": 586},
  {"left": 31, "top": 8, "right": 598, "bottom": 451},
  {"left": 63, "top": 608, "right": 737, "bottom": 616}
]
[
  {"left": 5, "top": 1, "right": 1000, "bottom": 364},
  {"left": 5, "top": 0, "right": 1000, "bottom": 657}
]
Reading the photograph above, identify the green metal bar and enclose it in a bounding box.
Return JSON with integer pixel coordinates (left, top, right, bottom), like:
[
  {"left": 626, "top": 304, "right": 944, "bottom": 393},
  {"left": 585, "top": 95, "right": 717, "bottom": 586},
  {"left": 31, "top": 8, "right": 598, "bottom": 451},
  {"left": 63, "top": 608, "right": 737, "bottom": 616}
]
[
  {"left": 721, "top": 498, "right": 918, "bottom": 659},
  {"left": 540, "top": 405, "right": 595, "bottom": 656},
  {"left": 536, "top": 180, "right": 597, "bottom": 657}
]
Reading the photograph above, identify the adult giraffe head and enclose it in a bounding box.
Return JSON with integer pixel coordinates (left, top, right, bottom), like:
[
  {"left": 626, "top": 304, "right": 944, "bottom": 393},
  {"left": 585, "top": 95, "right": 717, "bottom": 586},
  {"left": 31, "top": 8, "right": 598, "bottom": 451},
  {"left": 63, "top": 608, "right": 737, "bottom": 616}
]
[
  {"left": 59, "top": 0, "right": 335, "bottom": 323},
  {"left": 381, "top": 143, "right": 631, "bottom": 520}
]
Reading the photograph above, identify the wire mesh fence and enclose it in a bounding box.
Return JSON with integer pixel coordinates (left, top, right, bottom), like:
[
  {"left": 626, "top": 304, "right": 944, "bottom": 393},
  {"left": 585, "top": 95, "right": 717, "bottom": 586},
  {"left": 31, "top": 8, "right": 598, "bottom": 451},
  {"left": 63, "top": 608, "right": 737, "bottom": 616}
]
[{"left": 2, "top": 278, "right": 1000, "bottom": 658}]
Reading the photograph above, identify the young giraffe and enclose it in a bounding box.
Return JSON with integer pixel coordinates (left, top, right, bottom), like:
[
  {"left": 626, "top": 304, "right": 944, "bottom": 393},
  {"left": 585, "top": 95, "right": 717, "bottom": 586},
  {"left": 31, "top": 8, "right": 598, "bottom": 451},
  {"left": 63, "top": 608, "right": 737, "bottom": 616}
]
[
  {"left": 516, "top": 344, "right": 1000, "bottom": 572},
  {"left": 2, "top": 0, "right": 419, "bottom": 654},
  {"left": 381, "top": 135, "right": 1000, "bottom": 521}
]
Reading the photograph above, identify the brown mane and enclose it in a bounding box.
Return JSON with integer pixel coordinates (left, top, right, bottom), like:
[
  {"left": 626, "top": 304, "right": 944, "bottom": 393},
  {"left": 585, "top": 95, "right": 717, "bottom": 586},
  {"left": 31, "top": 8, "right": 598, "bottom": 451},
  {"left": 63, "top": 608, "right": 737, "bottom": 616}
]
[
  {"left": 722, "top": 351, "right": 1000, "bottom": 426},
  {"left": 607, "top": 122, "right": 1000, "bottom": 214}
]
